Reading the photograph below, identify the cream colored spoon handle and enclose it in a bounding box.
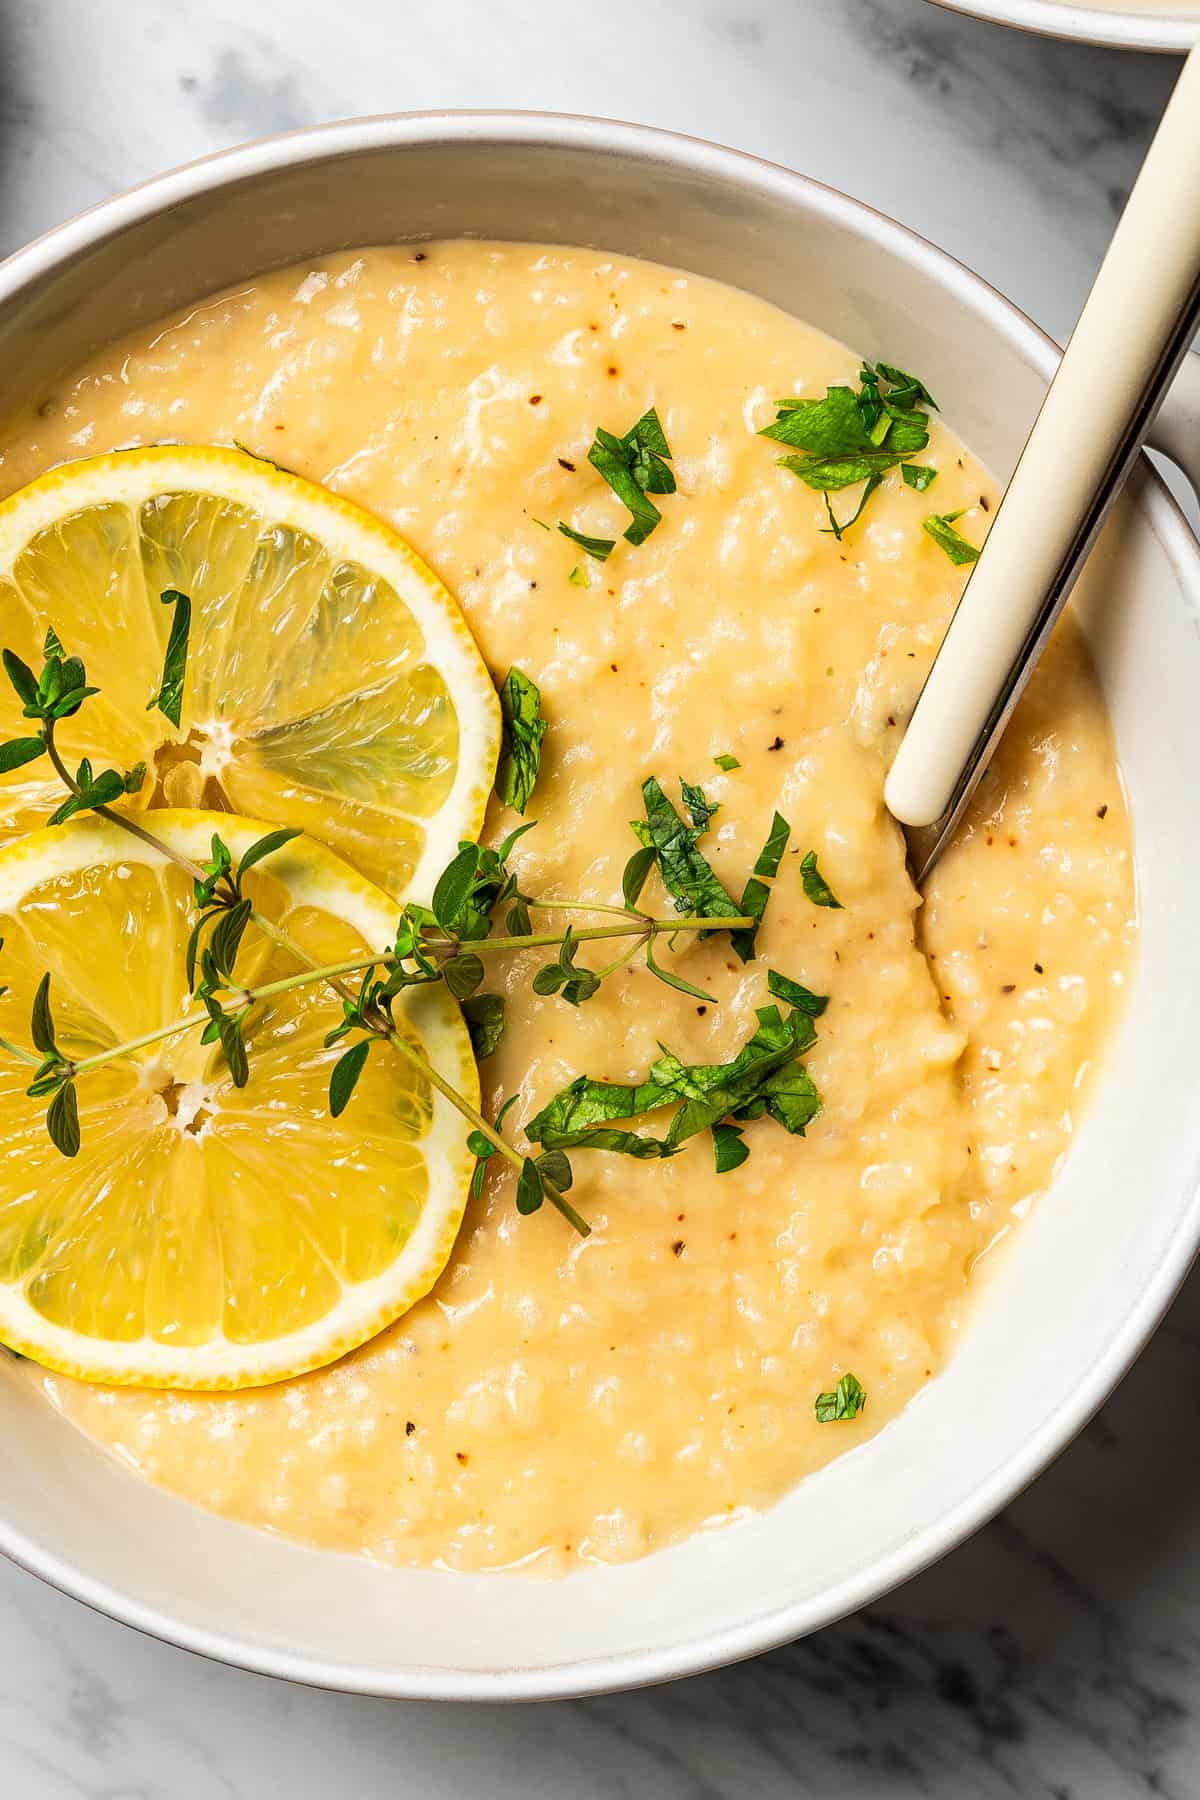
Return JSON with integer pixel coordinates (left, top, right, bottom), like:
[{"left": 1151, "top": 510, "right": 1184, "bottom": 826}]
[{"left": 885, "top": 42, "right": 1200, "bottom": 870}]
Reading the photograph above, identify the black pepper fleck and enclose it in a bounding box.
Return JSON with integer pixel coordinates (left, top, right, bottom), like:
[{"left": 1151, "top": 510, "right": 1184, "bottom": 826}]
[
  {"left": 558, "top": 457, "right": 576, "bottom": 471},
  {"left": 672, "top": 1241, "right": 685, "bottom": 1257},
  {"left": 405, "top": 1420, "right": 416, "bottom": 1436},
  {"left": 767, "top": 736, "right": 784, "bottom": 752}
]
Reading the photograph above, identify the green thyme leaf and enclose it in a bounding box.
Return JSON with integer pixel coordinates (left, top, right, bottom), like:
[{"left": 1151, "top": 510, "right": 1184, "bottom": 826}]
[
  {"left": 432, "top": 844, "right": 483, "bottom": 932},
  {"left": 2, "top": 651, "right": 39, "bottom": 712},
  {"left": 558, "top": 522, "right": 615, "bottom": 562},
  {"left": 644, "top": 935, "right": 716, "bottom": 1004},
  {"left": 632, "top": 777, "right": 740, "bottom": 926},
  {"left": 467, "top": 1094, "right": 518, "bottom": 1200},
  {"left": 712, "top": 1121, "right": 749, "bottom": 1173},
  {"left": 30, "top": 972, "right": 57, "bottom": 1057},
  {"left": 461, "top": 993, "right": 505, "bottom": 1059},
  {"left": 43, "top": 626, "right": 65, "bottom": 659},
  {"left": 621, "top": 845, "right": 657, "bottom": 910},
  {"left": 444, "top": 951, "right": 485, "bottom": 1000},
  {"left": 209, "top": 897, "right": 253, "bottom": 979},
  {"left": 923, "top": 510, "right": 980, "bottom": 566},
  {"left": 218, "top": 1012, "right": 250, "bottom": 1088},
  {"left": 515, "top": 1156, "right": 545, "bottom": 1215},
  {"left": 534, "top": 1148, "right": 573, "bottom": 1192},
  {"left": 496, "top": 667, "right": 547, "bottom": 816},
  {"left": 902, "top": 463, "right": 938, "bottom": 492},
  {"left": 800, "top": 851, "right": 843, "bottom": 909},
  {"left": 0, "top": 737, "right": 45, "bottom": 774},
  {"left": 713, "top": 753, "right": 740, "bottom": 771},
  {"left": 238, "top": 827, "right": 303, "bottom": 877},
  {"left": 767, "top": 969, "right": 828, "bottom": 1016},
  {"left": 46, "top": 1080, "right": 80, "bottom": 1158},
  {"left": 330, "top": 1040, "right": 371, "bottom": 1117},
  {"left": 147, "top": 589, "right": 192, "bottom": 729},
  {"left": 568, "top": 565, "right": 588, "bottom": 587},
  {"left": 815, "top": 1372, "right": 867, "bottom": 1422}
]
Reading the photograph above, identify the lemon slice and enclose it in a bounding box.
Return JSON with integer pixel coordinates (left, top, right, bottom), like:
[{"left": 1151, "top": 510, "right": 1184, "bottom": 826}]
[
  {"left": 0, "top": 811, "right": 476, "bottom": 1388},
  {"left": 0, "top": 447, "right": 500, "bottom": 898}
]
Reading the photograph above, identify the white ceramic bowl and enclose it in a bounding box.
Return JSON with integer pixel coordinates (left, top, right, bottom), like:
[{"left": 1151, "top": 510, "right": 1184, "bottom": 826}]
[
  {"left": 930, "top": 0, "right": 1198, "bottom": 52},
  {"left": 2, "top": 114, "right": 1200, "bottom": 1702}
]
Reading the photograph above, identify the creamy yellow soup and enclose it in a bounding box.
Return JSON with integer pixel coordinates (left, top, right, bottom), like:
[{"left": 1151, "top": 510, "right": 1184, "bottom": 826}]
[{"left": 0, "top": 244, "right": 1134, "bottom": 1573}]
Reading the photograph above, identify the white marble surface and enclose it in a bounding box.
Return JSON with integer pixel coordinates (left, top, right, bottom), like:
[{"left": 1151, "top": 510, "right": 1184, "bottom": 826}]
[{"left": 0, "top": 0, "right": 1196, "bottom": 1793}]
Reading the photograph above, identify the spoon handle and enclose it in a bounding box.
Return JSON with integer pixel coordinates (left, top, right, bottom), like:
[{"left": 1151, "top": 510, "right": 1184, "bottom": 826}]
[{"left": 885, "top": 42, "right": 1200, "bottom": 881}]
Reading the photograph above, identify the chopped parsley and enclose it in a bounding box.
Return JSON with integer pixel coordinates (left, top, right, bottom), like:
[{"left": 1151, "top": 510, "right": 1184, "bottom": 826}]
[
  {"left": 713, "top": 753, "right": 741, "bottom": 772},
  {"left": 815, "top": 1373, "right": 867, "bottom": 1422},
  {"left": 732, "top": 809, "right": 791, "bottom": 961},
  {"left": 901, "top": 463, "right": 938, "bottom": 492},
  {"left": 558, "top": 522, "right": 614, "bottom": 562},
  {"left": 800, "top": 851, "right": 842, "bottom": 909},
  {"left": 631, "top": 777, "right": 742, "bottom": 928},
  {"left": 767, "top": 969, "right": 828, "bottom": 1015},
  {"left": 559, "top": 406, "right": 675, "bottom": 557},
  {"left": 761, "top": 361, "right": 936, "bottom": 539},
  {"left": 525, "top": 1000, "right": 821, "bottom": 1166},
  {"left": 923, "top": 510, "right": 980, "bottom": 566},
  {"left": 495, "top": 668, "right": 547, "bottom": 815}
]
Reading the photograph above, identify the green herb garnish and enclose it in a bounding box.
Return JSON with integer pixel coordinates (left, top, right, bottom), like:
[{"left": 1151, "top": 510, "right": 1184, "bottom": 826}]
[
  {"left": 923, "top": 510, "right": 980, "bottom": 566},
  {"left": 815, "top": 1373, "right": 867, "bottom": 1422},
  {"left": 713, "top": 753, "right": 740, "bottom": 772},
  {"left": 557, "top": 522, "right": 615, "bottom": 562},
  {"left": 496, "top": 667, "right": 547, "bottom": 816},
  {"left": 587, "top": 406, "right": 675, "bottom": 546},
  {"left": 147, "top": 589, "right": 191, "bottom": 729},
  {"left": 767, "top": 969, "right": 828, "bottom": 1015},
  {"left": 526, "top": 999, "right": 821, "bottom": 1166},
  {"left": 558, "top": 407, "right": 676, "bottom": 558},
  {"left": 762, "top": 362, "right": 936, "bottom": 539},
  {"left": 901, "top": 464, "right": 938, "bottom": 492},
  {"left": 632, "top": 777, "right": 741, "bottom": 927},
  {"left": 800, "top": 851, "right": 842, "bottom": 910}
]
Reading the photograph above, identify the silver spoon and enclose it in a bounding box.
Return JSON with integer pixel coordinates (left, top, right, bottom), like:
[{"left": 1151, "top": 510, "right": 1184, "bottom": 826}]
[{"left": 885, "top": 41, "right": 1200, "bottom": 884}]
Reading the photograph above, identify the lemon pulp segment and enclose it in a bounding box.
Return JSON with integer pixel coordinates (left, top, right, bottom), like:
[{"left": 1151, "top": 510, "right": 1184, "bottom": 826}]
[
  {"left": 0, "top": 812, "right": 476, "bottom": 1388},
  {"left": 0, "top": 447, "right": 501, "bottom": 900}
]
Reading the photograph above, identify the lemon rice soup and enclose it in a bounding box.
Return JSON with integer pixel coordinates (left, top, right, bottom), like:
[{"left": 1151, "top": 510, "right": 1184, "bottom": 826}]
[{"left": 0, "top": 243, "right": 1135, "bottom": 1572}]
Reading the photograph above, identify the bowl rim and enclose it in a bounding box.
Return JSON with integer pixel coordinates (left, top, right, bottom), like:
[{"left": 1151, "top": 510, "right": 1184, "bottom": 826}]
[
  {"left": 926, "top": 0, "right": 1196, "bottom": 52},
  {"left": 1, "top": 108, "right": 1199, "bottom": 1702}
]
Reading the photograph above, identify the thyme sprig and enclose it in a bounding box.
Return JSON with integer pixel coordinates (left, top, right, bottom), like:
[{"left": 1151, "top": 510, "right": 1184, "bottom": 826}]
[{"left": 0, "top": 613, "right": 826, "bottom": 1241}]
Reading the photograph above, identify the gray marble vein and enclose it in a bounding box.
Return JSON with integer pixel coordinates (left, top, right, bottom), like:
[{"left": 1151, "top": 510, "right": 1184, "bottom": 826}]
[{"left": 0, "top": 1, "right": 1196, "bottom": 1795}]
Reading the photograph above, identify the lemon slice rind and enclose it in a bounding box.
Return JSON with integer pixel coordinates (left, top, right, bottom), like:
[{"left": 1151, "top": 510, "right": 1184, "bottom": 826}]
[
  {"left": 0, "top": 446, "right": 501, "bottom": 901},
  {"left": 0, "top": 811, "right": 477, "bottom": 1389}
]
